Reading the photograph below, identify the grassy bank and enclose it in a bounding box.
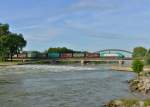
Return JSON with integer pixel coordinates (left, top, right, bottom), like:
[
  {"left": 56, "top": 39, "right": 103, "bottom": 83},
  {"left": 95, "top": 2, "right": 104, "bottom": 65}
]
[
  {"left": 0, "top": 62, "right": 20, "bottom": 66},
  {"left": 111, "top": 65, "right": 150, "bottom": 72},
  {"left": 106, "top": 99, "right": 150, "bottom": 107}
]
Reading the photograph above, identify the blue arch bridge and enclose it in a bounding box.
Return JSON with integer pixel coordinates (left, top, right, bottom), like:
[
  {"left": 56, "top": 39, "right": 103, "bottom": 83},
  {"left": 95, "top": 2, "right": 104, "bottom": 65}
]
[{"left": 98, "top": 49, "right": 132, "bottom": 59}]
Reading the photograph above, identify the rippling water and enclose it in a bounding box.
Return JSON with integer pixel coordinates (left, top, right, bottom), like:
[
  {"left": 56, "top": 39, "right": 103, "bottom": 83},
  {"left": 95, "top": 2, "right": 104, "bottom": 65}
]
[{"left": 0, "top": 65, "right": 135, "bottom": 107}]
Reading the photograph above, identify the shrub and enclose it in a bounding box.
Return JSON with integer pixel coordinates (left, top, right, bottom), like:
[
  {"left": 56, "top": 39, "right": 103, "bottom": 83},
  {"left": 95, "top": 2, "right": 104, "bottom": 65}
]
[
  {"left": 132, "top": 60, "right": 144, "bottom": 74},
  {"left": 132, "top": 47, "right": 147, "bottom": 59},
  {"left": 144, "top": 49, "right": 150, "bottom": 65}
]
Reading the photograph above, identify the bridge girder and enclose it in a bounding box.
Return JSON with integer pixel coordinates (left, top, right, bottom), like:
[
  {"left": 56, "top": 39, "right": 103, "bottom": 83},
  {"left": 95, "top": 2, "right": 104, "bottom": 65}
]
[
  {"left": 97, "top": 49, "right": 133, "bottom": 58},
  {"left": 98, "top": 49, "right": 133, "bottom": 54}
]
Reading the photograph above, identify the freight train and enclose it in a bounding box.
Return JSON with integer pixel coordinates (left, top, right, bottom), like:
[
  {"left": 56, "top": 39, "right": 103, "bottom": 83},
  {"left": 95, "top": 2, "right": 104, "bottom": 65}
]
[
  {"left": 13, "top": 51, "right": 48, "bottom": 59},
  {"left": 13, "top": 51, "right": 125, "bottom": 59},
  {"left": 47, "top": 52, "right": 101, "bottom": 59}
]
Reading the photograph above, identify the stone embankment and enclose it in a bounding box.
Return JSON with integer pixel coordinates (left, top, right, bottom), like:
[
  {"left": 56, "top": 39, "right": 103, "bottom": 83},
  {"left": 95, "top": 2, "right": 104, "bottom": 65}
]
[
  {"left": 129, "top": 72, "right": 150, "bottom": 94},
  {"left": 105, "top": 72, "right": 150, "bottom": 107}
]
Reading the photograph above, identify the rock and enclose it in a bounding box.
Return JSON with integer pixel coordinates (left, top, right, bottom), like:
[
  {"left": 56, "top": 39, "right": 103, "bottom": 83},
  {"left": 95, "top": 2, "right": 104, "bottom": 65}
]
[
  {"left": 114, "top": 100, "right": 123, "bottom": 105},
  {"left": 138, "top": 101, "right": 145, "bottom": 107},
  {"left": 129, "top": 74, "right": 150, "bottom": 94},
  {"left": 106, "top": 100, "right": 124, "bottom": 107}
]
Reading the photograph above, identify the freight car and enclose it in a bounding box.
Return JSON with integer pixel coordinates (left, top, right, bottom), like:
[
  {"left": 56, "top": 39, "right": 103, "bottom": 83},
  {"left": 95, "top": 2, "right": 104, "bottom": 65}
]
[
  {"left": 61, "top": 53, "right": 73, "bottom": 58},
  {"left": 35, "top": 52, "right": 48, "bottom": 59},
  {"left": 48, "top": 52, "right": 60, "bottom": 59},
  {"left": 85, "top": 53, "right": 100, "bottom": 58},
  {"left": 13, "top": 52, "right": 27, "bottom": 59},
  {"left": 27, "top": 51, "right": 39, "bottom": 59},
  {"left": 17, "top": 53, "right": 27, "bottom": 59},
  {"left": 40, "top": 53, "right": 48, "bottom": 59},
  {"left": 73, "top": 53, "right": 85, "bottom": 58}
]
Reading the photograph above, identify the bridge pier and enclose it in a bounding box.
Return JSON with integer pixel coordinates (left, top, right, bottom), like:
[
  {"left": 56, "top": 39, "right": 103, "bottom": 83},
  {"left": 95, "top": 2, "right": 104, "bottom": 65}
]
[
  {"left": 118, "top": 60, "right": 124, "bottom": 65},
  {"left": 81, "top": 60, "right": 85, "bottom": 65}
]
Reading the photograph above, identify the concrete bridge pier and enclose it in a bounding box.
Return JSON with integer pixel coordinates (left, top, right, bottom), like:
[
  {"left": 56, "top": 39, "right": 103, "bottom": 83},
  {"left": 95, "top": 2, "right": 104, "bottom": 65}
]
[
  {"left": 118, "top": 60, "right": 124, "bottom": 65},
  {"left": 81, "top": 60, "right": 85, "bottom": 65}
]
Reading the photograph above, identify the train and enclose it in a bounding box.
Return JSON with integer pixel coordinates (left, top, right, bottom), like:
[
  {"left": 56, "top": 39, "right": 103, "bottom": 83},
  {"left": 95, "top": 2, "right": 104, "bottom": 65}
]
[
  {"left": 48, "top": 52, "right": 101, "bottom": 59},
  {"left": 13, "top": 51, "right": 48, "bottom": 59},
  {"left": 13, "top": 51, "right": 124, "bottom": 59}
]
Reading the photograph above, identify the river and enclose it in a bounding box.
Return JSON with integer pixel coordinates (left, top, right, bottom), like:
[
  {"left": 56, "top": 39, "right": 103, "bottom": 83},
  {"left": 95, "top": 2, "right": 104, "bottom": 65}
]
[{"left": 0, "top": 65, "right": 136, "bottom": 107}]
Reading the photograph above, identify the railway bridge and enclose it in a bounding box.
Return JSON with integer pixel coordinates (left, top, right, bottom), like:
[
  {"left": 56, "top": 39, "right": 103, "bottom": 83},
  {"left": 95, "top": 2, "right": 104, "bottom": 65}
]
[
  {"left": 56, "top": 58, "right": 132, "bottom": 65},
  {"left": 56, "top": 49, "right": 133, "bottom": 65},
  {"left": 98, "top": 49, "right": 133, "bottom": 58},
  {"left": 11, "top": 49, "right": 133, "bottom": 65}
]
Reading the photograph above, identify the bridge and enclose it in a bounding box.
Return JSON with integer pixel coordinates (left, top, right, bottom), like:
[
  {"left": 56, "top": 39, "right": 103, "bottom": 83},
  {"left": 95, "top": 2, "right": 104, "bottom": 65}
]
[
  {"left": 56, "top": 58, "right": 132, "bottom": 65},
  {"left": 56, "top": 49, "right": 133, "bottom": 65},
  {"left": 11, "top": 49, "right": 133, "bottom": 65},
  {"left": 98, "top": 49, "right": 133, "bottom": 58}
]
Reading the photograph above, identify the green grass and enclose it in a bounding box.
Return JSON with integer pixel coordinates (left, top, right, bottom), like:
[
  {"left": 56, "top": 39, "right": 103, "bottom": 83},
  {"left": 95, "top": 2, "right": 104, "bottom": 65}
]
[
  {"left": 121, "top": 99, "right": 139, "bottom": 107},
  {"left": 107, "top": 99, "right": 150, "bottom": 107}
]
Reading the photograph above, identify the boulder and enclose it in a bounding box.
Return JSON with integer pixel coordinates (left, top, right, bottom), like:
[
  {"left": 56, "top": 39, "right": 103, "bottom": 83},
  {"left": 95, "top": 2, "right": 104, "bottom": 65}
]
[{"left": 130, "top": 74, "right": 150, "bottom": 94}]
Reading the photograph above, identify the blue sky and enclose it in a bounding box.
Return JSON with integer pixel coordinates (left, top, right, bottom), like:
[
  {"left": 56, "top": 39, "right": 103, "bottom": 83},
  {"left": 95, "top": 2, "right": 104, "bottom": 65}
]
[{"left": 0, "top": 0, "right": 150, "bottom": 52}]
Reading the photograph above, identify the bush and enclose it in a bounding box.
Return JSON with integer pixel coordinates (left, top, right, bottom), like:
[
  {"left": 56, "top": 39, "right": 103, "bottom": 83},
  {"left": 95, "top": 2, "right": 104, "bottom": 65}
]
[
  {"left": 145, "top": 55, "right": 150, "bottom": 65},
  {"left": 132, "top": 60, "right": 144, "bottom": 74},
  {"left": 144, "top": 49, "right": 150, "bottom": 65},
  {"left": 132, "top": 47, "right": 147, "bottom": 59}
]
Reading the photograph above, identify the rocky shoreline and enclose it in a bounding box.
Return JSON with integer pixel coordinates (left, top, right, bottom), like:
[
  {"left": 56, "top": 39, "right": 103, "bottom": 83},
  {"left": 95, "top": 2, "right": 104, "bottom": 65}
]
[
  {"left": 129, "top": 73, "right": 150, "bottom": 94},
  {"left": 105, "top": 72, "right": 150, "bottom": 107}
]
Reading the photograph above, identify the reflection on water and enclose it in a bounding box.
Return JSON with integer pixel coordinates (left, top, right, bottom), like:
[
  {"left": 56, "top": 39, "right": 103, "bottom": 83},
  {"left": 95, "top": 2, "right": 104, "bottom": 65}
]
[{"left": 0, "top": 65, "right": 135, "bottom": 107}]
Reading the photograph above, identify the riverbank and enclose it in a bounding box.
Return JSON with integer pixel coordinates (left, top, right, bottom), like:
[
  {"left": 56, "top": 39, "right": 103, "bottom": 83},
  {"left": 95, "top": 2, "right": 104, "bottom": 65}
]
[
  {"left": 105, "top": 71, "right": 150, "bottom": 107},
  {"left": 105, "top": 99, "right": 150, "bottom": 107},
  {"left": 111, "top": 65, "right": 150, "bottom": 72},
  {"left": 0, "top": 62, "right": 20, "bottom": 66}
]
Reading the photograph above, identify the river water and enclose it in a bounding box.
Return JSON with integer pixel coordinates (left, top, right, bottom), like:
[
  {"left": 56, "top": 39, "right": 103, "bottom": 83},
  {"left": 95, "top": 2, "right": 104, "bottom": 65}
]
[{"left": 0, "top": 65, "right": 136, "bottom": 107}]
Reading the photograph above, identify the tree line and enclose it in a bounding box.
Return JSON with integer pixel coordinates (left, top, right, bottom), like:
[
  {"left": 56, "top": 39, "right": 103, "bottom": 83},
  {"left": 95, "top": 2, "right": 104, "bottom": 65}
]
[
  {"left": 48, "top": 47, "right": 84, "bottom": 53},
  {"left": 133, "top": 46, "right": 150, "bottom": 65},
  {"left": 0, "top": 23, "right": 27, "bottom": 61}
]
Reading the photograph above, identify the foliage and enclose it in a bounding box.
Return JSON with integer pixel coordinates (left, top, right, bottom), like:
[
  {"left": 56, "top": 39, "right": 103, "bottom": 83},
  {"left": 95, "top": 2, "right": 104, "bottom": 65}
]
[
  {"left": 106, "top": 99, "right": 150, "bottom": 107},
  {"left": 0, "top": 23, "right": 26, "bottom": 61},
  {"left": 132, "top": 46, "right": 147, "bottom": 59},
  {"left": 144, "top": 49, "right": 150, "bottom": 65},
  {"left": 48, "top": 47, "right": 74, "bottom": 53},
  {"left": 132, "top": 60, "right": 144, "bottom": 74},
  {"left": 0, "top": 24, "right": 9, "bottom": 36}
]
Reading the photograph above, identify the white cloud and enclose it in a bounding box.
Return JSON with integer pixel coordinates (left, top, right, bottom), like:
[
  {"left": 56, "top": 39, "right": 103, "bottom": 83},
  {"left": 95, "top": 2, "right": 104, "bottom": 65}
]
[
  {"left": 14, "top": 25, "right": 41, "bottom": 30},
  {"left": 64, "top": 19, "right": 148, "bottom": 40},
  {"left": 70, "top": 0, "right": 118, "bottom": 11},
  {"left": 24, "top": 27, "right": 61, "bottom": 43}
]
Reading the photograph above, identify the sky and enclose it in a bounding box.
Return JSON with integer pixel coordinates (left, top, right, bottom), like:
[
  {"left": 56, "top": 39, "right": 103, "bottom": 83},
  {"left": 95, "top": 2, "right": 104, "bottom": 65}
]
[{"left": 0, "top": 0, "right": 150, "bottom": 52}]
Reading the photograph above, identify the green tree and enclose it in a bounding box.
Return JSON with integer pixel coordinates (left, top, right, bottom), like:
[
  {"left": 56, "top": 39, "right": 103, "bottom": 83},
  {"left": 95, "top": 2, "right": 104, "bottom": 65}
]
[
  {"left": 48, "top": 47, "right": 74, "bottom": 53},
  {"left": 132, "top": 60, "right": 144, "bottom": 74},
  {"left": 132, "top": 47, "right": 147, "bottom": 59},
  {"left": 0, "top": 23, "right": 27, "bottom": 61},
  {"left": 6, "top": 33, "right": 26, "bottom": 61},
  {"left": 144, "top": 49, "right": 150, "bottom": 65},
  {"left": 0, "top": 23, "right": 9, "bottom": 36},
  {"left": 0, "top": 24, "right": 10, "bottom": 61},
  {"left": 0, "top": 36, "right": 9, "bottom": 61}
]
